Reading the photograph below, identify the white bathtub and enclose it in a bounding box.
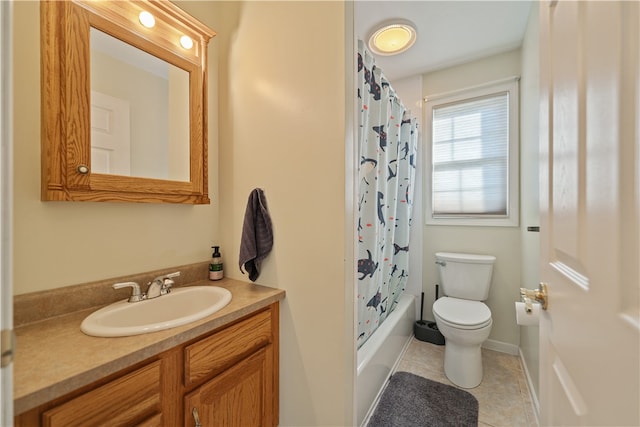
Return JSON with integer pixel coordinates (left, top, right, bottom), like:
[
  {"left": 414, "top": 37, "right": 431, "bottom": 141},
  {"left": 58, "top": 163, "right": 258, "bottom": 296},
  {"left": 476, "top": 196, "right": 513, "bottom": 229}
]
[{"left": 356, "top": 292, "right": 416, "bottom": 426}]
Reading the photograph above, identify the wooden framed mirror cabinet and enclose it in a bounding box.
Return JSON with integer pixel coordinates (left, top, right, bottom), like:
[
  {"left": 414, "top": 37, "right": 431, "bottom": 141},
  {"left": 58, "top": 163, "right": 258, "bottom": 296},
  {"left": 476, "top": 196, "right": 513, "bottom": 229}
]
[{"left": 41, "top": 0, "right": 215, "bottom": 204}]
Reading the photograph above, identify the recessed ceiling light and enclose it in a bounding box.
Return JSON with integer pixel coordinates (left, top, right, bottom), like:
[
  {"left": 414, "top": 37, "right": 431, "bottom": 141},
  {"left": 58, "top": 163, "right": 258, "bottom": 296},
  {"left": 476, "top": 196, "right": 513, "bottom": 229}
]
[{"left": 368, "top": 20, "right": 417, "bottom": 56}]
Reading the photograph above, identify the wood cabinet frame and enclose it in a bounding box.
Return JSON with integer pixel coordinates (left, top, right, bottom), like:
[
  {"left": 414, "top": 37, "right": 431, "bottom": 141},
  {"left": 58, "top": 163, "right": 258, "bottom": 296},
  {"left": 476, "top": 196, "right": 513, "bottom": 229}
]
[{"left": 41, "top": 0, "right": 215, "bottom": 204}]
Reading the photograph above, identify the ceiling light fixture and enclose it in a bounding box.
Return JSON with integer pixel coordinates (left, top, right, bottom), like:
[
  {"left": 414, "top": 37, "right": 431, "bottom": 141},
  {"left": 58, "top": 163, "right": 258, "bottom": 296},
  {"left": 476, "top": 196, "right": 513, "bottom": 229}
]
[{"left": 368, "top": 20, "right": 417, "bottom": 56}]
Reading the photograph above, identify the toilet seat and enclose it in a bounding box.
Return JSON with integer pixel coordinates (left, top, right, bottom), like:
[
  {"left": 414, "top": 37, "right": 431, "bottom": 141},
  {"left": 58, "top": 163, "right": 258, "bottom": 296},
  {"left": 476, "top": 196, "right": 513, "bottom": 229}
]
[{"left": 433, "top": 297, "right": 492, "bottom": 330}]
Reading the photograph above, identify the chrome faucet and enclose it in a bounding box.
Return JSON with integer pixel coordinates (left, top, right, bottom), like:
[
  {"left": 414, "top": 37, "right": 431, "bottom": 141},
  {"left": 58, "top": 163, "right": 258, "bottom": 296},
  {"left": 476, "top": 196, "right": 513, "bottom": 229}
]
[
  {"left": 145, "top": 271, "right": 180, "bottom": 299},
  {"left": 113, "top": 271, "right": 181, "bottom": 303}
]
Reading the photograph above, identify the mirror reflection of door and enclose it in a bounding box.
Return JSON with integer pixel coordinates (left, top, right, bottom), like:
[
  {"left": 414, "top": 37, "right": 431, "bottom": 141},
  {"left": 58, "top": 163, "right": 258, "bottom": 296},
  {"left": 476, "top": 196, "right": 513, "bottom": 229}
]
[
  {"left": 91, "top": 91, "right": 131, "bottom": 176},
  {"left": 89, "top": 28, "right": 190, "bottom": 182}
]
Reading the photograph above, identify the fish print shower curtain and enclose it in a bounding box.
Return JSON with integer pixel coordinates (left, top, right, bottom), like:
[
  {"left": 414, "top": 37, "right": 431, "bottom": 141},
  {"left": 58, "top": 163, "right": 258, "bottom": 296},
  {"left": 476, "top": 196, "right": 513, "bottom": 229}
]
[{"left": 357, "top": 40, "right": 418, "bottom": 348}]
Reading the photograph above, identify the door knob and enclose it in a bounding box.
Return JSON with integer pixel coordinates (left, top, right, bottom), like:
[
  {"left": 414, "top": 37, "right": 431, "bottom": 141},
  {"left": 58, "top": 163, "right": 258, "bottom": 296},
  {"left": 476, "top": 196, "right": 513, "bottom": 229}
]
[
  {"left": 192, "top": 407, "right": 201, "bottom": 427},
  {"left": 520, "top": 282, "right": 548, "bottom": 311}
]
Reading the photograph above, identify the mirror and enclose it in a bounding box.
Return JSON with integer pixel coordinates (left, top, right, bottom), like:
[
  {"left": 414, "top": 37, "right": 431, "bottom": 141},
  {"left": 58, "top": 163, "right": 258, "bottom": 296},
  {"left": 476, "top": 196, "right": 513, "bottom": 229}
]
[
  {"left": 90, "top": 28, "right": 190, "bottom": 181},
  {"left": 41, "top": 0, "right": 216, "bottom": 203}
]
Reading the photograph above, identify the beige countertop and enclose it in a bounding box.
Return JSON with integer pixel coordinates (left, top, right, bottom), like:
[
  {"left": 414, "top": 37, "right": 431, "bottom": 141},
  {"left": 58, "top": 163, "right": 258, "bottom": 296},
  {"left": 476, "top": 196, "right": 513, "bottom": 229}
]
[{"left": 14, "top": 278, "right": 285, "bottom": 415}]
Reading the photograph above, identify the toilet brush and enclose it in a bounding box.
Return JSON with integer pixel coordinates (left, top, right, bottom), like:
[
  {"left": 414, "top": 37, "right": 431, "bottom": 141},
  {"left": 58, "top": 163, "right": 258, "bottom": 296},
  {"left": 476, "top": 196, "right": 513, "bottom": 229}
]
[
  {"left": 413, "top": 287, "right": 445, "bottom": 345},
  {"left": 418, "top": 291, "right": 426, "bottom": 326}
]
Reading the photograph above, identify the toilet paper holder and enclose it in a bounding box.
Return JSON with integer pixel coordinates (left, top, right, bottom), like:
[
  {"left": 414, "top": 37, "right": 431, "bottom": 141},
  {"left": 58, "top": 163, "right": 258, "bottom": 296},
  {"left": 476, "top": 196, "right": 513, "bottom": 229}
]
[{"left": 520, "top": 283, "right": 548, "bottom": 312}]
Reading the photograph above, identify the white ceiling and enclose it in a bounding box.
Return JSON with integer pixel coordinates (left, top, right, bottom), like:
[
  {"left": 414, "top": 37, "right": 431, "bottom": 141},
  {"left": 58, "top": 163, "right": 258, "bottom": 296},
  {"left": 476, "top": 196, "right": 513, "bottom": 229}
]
[{"left": 355, "top": 1, "right": 533, "bottom": 81}]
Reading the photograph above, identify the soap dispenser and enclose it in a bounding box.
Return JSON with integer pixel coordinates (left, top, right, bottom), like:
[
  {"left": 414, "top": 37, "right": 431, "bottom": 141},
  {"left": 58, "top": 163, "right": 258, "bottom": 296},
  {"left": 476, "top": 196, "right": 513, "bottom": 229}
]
[{"left": 209, "top": 246, "right": 223, "bottom": 280}]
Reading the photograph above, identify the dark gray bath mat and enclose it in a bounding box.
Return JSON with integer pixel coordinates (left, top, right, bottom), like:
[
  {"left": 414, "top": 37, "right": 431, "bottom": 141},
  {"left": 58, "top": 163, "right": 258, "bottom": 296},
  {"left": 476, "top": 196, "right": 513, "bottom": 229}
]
[{"left": 368, "top": 371, "right": 479, "bottom": 427}]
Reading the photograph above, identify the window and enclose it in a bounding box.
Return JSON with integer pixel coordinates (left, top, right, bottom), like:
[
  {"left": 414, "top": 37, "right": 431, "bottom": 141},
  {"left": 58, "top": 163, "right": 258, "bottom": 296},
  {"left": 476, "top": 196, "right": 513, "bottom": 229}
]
[{"left": 425, "top": 78, "right": 519, "bottom": 226}]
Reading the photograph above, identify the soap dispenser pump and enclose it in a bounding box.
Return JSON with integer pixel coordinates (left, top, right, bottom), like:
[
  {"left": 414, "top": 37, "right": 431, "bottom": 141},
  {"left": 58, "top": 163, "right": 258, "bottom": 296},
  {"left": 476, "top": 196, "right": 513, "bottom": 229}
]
[{"left": 209, "top": 246, "right": 223, "bottom": 281}]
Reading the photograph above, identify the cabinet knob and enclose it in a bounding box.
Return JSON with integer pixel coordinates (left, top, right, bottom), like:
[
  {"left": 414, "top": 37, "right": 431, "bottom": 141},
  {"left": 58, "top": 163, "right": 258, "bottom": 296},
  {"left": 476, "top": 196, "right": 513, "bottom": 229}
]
[
  {"left": 192, "top": 407, "right": 202, "bottom": 427},
  {"left": 77, "top": 164, "right": 89, "bottom": 174}
]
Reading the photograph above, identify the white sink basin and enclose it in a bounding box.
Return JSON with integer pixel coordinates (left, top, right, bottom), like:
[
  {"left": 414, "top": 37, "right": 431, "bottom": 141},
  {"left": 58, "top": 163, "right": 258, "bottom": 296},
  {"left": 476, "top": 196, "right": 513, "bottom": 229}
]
[{"left": 81, "top": 286, "right": 232, "bottom": 337}]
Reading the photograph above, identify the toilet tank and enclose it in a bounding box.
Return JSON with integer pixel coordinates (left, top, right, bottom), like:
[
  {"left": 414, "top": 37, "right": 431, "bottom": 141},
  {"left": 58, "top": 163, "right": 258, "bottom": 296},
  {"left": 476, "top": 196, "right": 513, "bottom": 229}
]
[{"left": 435, "top": 252, "right": 496, "bottom": 301}]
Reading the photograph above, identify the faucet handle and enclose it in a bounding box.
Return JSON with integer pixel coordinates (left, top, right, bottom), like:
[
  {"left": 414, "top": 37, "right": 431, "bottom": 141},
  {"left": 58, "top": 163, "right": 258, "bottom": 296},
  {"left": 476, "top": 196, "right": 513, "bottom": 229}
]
[
  {"left": 146, "top": 271, "right": 180, "bottom": 297},
  {"left": 160, "top": 278, "right": 174, "bottom": 295},
  {"left": 160, "top": 271, "right": 180, "bottom": 295},
  {"left": 112, "top": 281, "right": 144, "bottom": 303},
  {"left": 150, "top": 271, "right": 180, "bottom": 283}
]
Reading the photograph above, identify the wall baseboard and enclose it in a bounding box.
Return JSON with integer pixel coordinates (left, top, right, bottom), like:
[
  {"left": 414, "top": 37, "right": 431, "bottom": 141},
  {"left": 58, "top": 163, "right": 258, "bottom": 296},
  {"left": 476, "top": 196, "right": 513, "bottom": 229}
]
[
  {"left": 519, "top": 348, "right": 540, "bottom": 424},
  {"left": 482, "top": 339, "right": 519, "bottom": 355}
]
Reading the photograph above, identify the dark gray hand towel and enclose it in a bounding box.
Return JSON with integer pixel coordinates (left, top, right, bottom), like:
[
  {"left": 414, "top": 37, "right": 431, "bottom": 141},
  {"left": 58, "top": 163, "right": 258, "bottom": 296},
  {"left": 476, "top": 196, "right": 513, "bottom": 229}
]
[{"left": 239, "top": 188, "right": 273, "bottom": 281}]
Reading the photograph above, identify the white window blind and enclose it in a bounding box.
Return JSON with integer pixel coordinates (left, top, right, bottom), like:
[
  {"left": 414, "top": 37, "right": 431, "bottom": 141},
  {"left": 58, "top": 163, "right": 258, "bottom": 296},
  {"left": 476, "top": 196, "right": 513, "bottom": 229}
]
[{"left": 431, "top": 92, "right": 510, "bottom": 217}]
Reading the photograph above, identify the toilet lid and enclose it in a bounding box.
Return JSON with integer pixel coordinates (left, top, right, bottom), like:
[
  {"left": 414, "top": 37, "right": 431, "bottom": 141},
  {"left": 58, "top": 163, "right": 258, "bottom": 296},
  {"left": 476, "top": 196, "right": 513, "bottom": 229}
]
[{"left": 432, "top": 297, "right": 491, "bottom": 327}]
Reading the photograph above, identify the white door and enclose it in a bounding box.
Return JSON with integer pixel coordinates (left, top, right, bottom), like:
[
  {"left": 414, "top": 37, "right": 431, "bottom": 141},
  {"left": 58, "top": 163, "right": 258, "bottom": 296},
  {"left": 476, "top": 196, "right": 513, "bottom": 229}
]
[
  {"left": 539, "top": 1, "right": 639, "bottom": 425},
  {"left": 91, "top": 91, "right": 131, "bottom": 176}
]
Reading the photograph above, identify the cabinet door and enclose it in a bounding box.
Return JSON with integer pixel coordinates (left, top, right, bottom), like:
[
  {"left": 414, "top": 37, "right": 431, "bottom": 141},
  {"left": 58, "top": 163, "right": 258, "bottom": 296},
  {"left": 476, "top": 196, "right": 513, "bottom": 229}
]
[{"left": 185, "top": 347, "right": 273, "bottom": 427}]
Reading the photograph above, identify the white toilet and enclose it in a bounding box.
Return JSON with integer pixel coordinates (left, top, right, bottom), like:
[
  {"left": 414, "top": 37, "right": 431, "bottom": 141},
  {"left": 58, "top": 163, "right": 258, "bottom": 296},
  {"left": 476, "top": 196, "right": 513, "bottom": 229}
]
[{"left": 432, "top": 252, "right": 496, "bottom": 389}]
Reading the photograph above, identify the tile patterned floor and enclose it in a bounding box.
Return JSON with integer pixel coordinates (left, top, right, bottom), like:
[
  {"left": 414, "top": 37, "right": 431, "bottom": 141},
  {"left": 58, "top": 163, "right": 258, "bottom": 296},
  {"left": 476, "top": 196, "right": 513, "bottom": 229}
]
[{"left": 394, "top": 338, "right": 538, "bottom": 427}]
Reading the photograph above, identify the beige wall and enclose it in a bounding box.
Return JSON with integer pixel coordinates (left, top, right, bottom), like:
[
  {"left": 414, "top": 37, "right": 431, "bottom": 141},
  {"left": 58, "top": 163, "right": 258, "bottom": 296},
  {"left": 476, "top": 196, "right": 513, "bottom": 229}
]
[
  {"left": 212, "top": 3, "right": 352, "bottom": 424},
  {"left": 519, "top": 4, "right": 541, "bottom": 403},
  {"left": 421, "top": 49, "right": 524, "bottom": 348},
  {"left": 14, "top": 1, "right": 353, "bottom": 425}
]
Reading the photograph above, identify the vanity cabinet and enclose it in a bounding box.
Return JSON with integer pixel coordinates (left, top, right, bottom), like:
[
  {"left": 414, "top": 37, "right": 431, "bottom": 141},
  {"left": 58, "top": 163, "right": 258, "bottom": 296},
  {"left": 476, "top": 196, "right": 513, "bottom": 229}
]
[
  {"left": 15, "top": 303, "right": 279, "bottom": 427},
  {"left": 184, "top": 309, "right": 276, "bottom": 426}
]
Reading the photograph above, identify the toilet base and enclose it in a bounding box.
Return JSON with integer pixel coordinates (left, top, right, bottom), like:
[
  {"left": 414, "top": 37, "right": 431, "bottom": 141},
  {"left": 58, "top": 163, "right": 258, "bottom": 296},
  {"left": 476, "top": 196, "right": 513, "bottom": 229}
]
[{"left": 443, "top": 339, "right": 483, "bottom": 388}]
